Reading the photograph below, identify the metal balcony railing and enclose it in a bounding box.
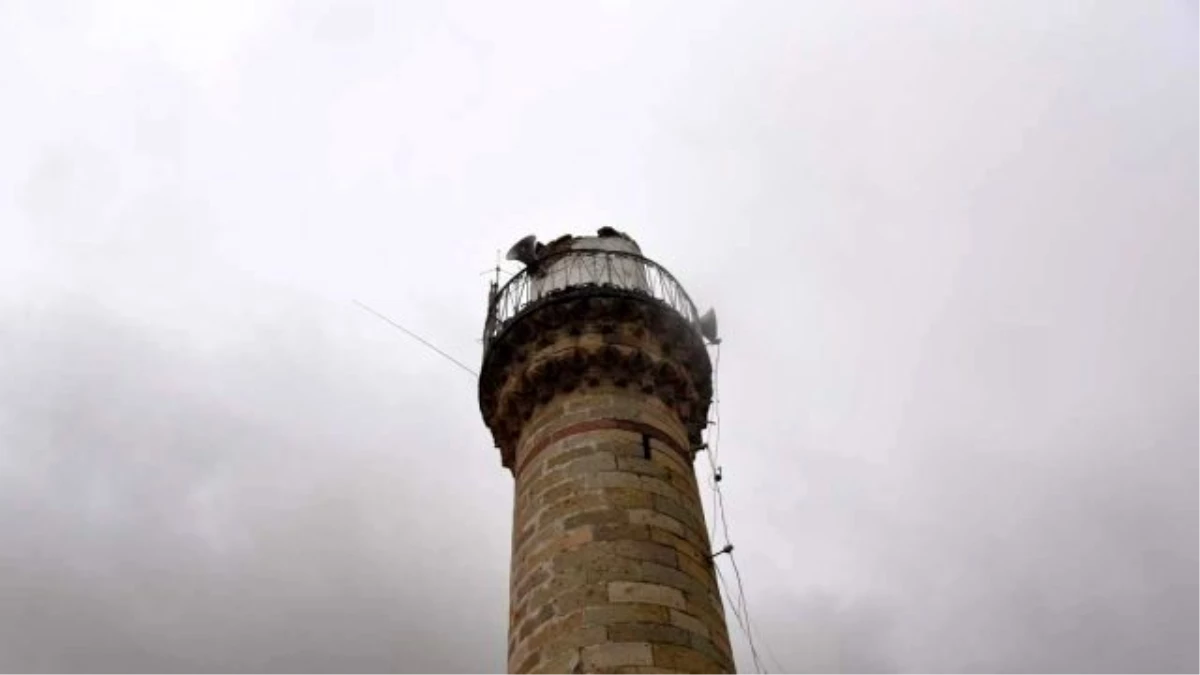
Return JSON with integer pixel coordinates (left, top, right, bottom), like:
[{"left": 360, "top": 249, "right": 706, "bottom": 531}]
[{"left": 483, "top": 249, "right": 701, "bottom": 348}]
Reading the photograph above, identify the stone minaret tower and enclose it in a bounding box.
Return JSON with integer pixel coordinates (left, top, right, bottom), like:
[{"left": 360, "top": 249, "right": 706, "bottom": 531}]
[{"left": 478, "top": 229, "right": 733, "bottom": 674}]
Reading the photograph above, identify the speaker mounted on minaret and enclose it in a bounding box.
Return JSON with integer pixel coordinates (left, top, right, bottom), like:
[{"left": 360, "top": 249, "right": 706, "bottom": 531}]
[
  {"left": 698, "top": 307, "right": 721, "bottom": 344},
  {"left": 505, "top": 234, "right": 543, "bottom": 270}
]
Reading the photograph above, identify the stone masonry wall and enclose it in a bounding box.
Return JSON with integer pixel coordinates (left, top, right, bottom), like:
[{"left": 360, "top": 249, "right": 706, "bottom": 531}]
[{"left": 507, "top": 388, "right": 734, "bottom": 674}]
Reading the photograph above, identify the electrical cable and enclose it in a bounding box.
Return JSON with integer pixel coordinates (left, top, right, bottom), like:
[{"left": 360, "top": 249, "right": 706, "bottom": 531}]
[
  {"left": 711, "top": 343, "right": 722, "bottom": 466},
  {"left": 705, "top": 343, "right": 723, "bottom": 543},
  {"left": 702, "top": 340, "right": 785, "bottom": 674},
  {"left": 353, "top": 300, "right": 478, "bottom": 378},
  {"left": 715, "top": 561, "right": 767, "bottom": 674}
]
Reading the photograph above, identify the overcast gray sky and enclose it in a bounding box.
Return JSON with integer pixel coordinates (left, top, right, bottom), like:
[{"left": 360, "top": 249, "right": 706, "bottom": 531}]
[{"left": 0, "top": 1, "right": 1196, "bottom": 673}]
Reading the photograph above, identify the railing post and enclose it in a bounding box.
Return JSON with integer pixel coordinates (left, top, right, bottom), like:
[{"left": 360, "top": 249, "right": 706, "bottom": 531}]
[{"left": 484, "top": 280, "right": 497, "bottom": 346}]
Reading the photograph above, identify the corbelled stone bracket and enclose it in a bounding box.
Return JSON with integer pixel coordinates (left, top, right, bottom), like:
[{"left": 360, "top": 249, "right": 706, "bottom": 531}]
[{"left": 479, "top": 288, "right": 713, "bottom": 471}]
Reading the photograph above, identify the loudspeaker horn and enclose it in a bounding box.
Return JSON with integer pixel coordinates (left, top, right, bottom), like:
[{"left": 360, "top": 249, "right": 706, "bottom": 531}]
[
  {"left": 697, "top": 308, "right": 719, "bottom": 343},
  {"left": 505, "top": 234, "right": 540, "bottom": 266}
]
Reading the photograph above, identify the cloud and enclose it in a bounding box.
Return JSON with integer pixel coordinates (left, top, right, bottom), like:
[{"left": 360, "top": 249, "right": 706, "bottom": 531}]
[
  {"left": 0, "top": 295, "right": 511, "bottom": 672},
  {"left": 0, "top": 1, "right": 1194, "bottom": 672}
]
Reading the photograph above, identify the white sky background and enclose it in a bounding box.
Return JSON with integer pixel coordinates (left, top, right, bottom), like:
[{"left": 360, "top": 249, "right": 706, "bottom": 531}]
[{"left": 0, "top": 1, "right": 1196, "bottom": 672}]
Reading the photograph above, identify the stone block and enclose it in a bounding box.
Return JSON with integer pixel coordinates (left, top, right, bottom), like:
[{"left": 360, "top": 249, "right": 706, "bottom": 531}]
[
  {"left": 634, "top": 475, "right": 689, "bottom": 502},
  {"left": 683, "top": 594, "right": 728, "bottom": 636},
  {"left": 675, "top": 552, "right": 716, "bottom": 589},
  {"left": 648, "top": 529, "right": 707, "bottom": 565},
  {"left": 539, "top": 481, "right": 580, "bottom": 506},
  {"left": 520, "top": 525, "right": 593, "bottom": 566},
  {"left": 649, "top": 441, "right": 692, "bottom": 474},
  {"left": 586, "top": 471, "right": 645, "bottom": 491},
  {"left": 514, "top": 522, "right": 551, "bottom": 561},
  {"left": 511, "top": 611, "right": 584, "bottom": 669},
  {"left": 709, "top": 620, "right": 732, "bottom": 655},
  {"left": 544, "top": 445, "right": 605, "bottom": 471},
  {"left": 667, "top": 609, "right": 711, "bottom": 639},
  {"left": 631, "top": 560, "right": 712, "bottom": 599},
  {"left": 515, "top": 602, "right": 557, "bottom": 641},
  {"left": 628, "top": 509, "right": 685, "bottom": 537},
  {"left": 607, "top": 622, "right": 692, "bottom": 647},
  {"left": 664, "top": 469, "right": 699, "bottom": 496},
  {"left": 596, "top": 488, "right": 655, "bottom": 511},
  {"left": 604, "top": 662, "right": 691, "bottom": 667},
  {"left": 610, "top": 540, "right": 678, "bottom": 568},
  {"left": 593, "top": 523, "right": 651, "bottom": 543},
  {"left": 559, "top": 452, "right": 618, "bottom": 476},
  {"left": 531, "top": 647, "right": 582, "bottom": 674},
  {"left": 514, "top": 565, "right": 551, "bottom": 602},
  {"left": 514, "top": 650, "right": 541, "bottom": 673},
  {"left": 559, "top": 624, "right": 608, "bottom": 652},
  {"left": 583, "top": 603, "right": 670, "bottom": 627},
  {"left": 617, "top": 456, "right": 671, "bottom": 478},
  {"left": 550, "top": 547, "right": 637, "bottom": 582},
  {"left": 689, "top": 632, "right": 733, "bottom": 666},
  {"left": 602, "top": 439, "right": 644, "bottom": 460},
  {"left": 564, "top": 509, "right": 629, "bottom": 531},
  {"left": 518, "top": 466, "right": 570, "bottom": 502},
  {"left": 581, "top": 642, "right": 654, "bottom": 670},
  {"left": 651, "top": 644, "right": 726, "bottom": 674},
  {"left": 652, "top": 495, "right": 707, "bottom": 536},
  {"left": 553, "top": 581, "right": 611, "bottom": 614},
  {"left": 536, "top": 494, "right": 611, "bottom": 529},
  {"left": 608, "top": 581, "right": 686, "bottom": 610},
  {"left": 565, "top": 394, "right": 614, "bottom": 412},
  {"left": 515, "top": 524, "right": 564, "bottom": 564}
]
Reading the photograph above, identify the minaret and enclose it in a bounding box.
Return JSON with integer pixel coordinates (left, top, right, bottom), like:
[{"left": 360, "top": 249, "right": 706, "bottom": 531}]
[{"left": 478, "top": 229, "right": 733, "bottom": 674}]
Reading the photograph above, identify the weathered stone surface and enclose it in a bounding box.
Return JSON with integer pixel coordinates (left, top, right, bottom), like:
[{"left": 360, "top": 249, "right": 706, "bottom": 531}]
[
  {"left": 560, "top": 452, "right": 619, "bottom": 476},
  {"left": 607, "top": 622, "right": 693, "bottom": 647},
  {"left": 617, "top": 456, "right": 671, "bottom": 478},
  {"left": 531, "top": 647, "right": 583, "bottom": 674},
  {"left": 554, "top": 581, "right": 612, "bottom": 614},
  {"left": 510, "top": 612, "right": 586, "bottom": 668},
  {"left": 689, "top": 632, "right": 733, "bottom": 666},
  {"left": 594, "top": 488, "right": 656, "bottom": 511},
  {"left": 515, "top": 650, "right": 541, "bottom": 673},
  {"left": 675, "top": 552, "right": 717, "bottom": 589},
  {"left": 652, "top": 495, "right": 708, "bottom": 536},
  {"left": 564, "top": 509, "right": 629, "bottom": 530},
  {"left": 649, "top": 439, "right": 692, "bottom": 472},
  {"left": 546, "top": 445, "right": 610, "bottom": 471},
  {"left": 538, "top": 480, "right": 580, "bottom": 507},
  {"left": 647, "top": 516, "right": 710, "bottom": 555},
  {"left": 610, "top": 540, "right": 678, "bottom": 568},
  {"left": 628, "top": 508, "right": 686, "bottom": 537},
  {"left": 634, "top": 475, "right": 696, "bottom": 505},
  {"left": 652, "top": 644, "right": 727, "bottom": 674},
  {"left": 586, "top": 471, "right": 645, "bottom": 491},
  {"left": 518, "top": 466, "right": 570, "bottom": 502},
  {"left": 514, "top": 565, "right": 551, "bottom": 604},
  {"left": 591, "top": 521, "right": 652, "bottom": 542},
  {"left": 667, "top": 609, "right": 711, "bottom": 639},
  {"left": 493, "top": 308, "right": 729, "bottom": 672},
  {"left": 537, "top": 494, "right": 611, "bottom": 530},
  {"left": 630, "top": 560, "right": 713, "bottom": 599},
  {"left": 519, "top": 526, "right": 593, "bottom": 568},
  {"left": 608, "top": 581, "right": 686, "bottom": 610},
  {"left": 683, "top": 594, "right": 728, "bottom": 638},
  {"left": 583, "top": 603, "right": 671, "bottom": 627},
  {"left": 581, "top": 642, "right": 654, "bottom": 670}
]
